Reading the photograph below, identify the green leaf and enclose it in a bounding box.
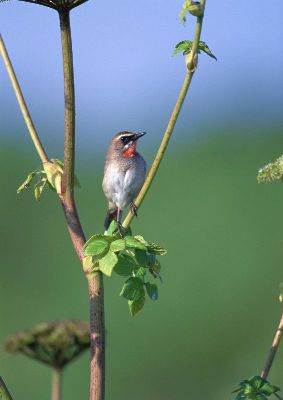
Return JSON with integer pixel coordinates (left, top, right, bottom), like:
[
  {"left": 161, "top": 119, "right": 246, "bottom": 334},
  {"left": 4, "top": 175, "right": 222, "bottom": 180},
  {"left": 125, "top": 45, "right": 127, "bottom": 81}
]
[
  {"left": 84, "top": 235, "right": 110, "bottom": 257},
  {"left": 178, "top": 0, "right": 191, "bottom": 25},
  {"left": 145, "top": 282, "right": 158, "bottom": 301},
  {"left": 43, "top": 161, "right": 62, "bottom": 194},
  {"left": 17, "top": 170, "right": 39, "bottom": 193},
  {"left": 173, "top": 40, "right": 193, "bottom": 56},
  {"left": 134, "top": 266, "right": 147, "bottom": 277},
  {"left": 261, "top": 382, "right": 281, "bottom": 396},
  {"left": 105, "top": 220, "right": 117, "bottom": 236},
  {"left": 173, "top": 40, "right": 217, "bottom": 61},
  {"left": 198, "top": 41, "right": 217, "bottom": 60},
  {"left": 134, "top": 235, "right": 149, "bottom": 247},
  {"left": 110, "top": 239, "right": 126, "bottom": 252},
  {"left": 149, "top": 259, "right": 161, "bottom": 277},
  {"left": 124, "top": 236, "right": 147, "bottom": 251},
  {"left": 120, "top": 277, "right": 144, "bottom": 301},
  {"left": 232, "top": 376, "right": 282, "bottom": 400},
  {"left": 147, "top": 243, "right": 167, "bottom": 256},
  {"left": 34, "top": 177, "right": 47, "bottom": 201},
  {"left": 128, "top": 294, "right": 145, "bottom": 316},
  {"left": 99, "top": 251, "right": 118, "bottom": 277},
  {"left": 135, "top": 249, "right": 150, "bottom": 266},
  {"left": 114, "top": 253, "right": 137, "bottom": 276}
]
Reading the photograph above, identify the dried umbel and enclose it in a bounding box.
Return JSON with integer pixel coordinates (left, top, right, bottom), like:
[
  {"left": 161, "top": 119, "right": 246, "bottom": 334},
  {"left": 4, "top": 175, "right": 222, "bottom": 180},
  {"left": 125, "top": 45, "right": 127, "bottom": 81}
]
[
  {"left": 5, "top": 320, "right": 90, "bottom": 368},
  {"left": 17, "top": 0, "right": 89, "bottom": 10}
]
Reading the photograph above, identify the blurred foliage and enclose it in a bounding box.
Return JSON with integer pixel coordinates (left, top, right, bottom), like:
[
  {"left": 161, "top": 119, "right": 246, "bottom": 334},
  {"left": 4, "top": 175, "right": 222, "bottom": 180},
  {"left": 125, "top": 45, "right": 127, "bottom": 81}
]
[
  {"left": 5, "top": 320, "right": 90, "bottom": 368},
  {"left": 0, "top": 129, "right": 283, "bottom": 399},
  {"left": 232, "top": 376, "right": 282, "bottom": 400},
  {"left": 258, "top": 155, "right": 283, "bottom": 183}
]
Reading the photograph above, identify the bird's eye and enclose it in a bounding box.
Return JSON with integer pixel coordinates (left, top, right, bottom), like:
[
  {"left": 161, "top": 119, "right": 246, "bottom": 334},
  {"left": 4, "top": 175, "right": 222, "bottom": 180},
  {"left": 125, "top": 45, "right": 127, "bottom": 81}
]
[{"left": 120, "top": 136, "right": 129, "bottom": 144}]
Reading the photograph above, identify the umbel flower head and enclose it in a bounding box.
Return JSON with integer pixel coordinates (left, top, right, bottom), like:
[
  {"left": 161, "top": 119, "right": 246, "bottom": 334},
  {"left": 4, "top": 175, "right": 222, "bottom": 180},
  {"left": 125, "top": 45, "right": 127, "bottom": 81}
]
[
  {"left": 5, "top": 320, "right": 90, "bottom": 369},
  {"left": 17, "top": 0, "right": 89, "bottom": 11}
]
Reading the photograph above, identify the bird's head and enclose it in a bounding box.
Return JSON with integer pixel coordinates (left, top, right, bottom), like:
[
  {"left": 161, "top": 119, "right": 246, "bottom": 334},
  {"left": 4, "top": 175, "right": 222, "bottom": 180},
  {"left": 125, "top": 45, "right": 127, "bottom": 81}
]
[{"left": 111, "top": 131, "right": 146, "bottom": 158}]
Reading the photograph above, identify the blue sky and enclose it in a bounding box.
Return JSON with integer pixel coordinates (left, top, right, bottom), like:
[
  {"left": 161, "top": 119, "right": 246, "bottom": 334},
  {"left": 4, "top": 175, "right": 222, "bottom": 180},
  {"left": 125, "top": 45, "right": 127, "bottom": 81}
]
[{"left": 0, "top": 0, "right": 283, "bottom": 151}]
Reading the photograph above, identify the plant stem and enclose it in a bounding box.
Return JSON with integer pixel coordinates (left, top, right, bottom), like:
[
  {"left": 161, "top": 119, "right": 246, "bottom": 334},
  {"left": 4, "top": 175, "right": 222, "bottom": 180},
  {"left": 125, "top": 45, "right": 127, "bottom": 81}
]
[
  {"left": 261, "top": 313, "right": 283, "bottom": 380},
  {"left": 0, "top": 377, "right": 13, "bottom": 400},
  {"left": 51, "top": 368, "right": 62, "bottom": 400},
  {"left": 59, "top": 10, "right": 75, "bottom": 196},
  {"left": 122, "top": 0, "right": 207, "bottom": 229},
  {"left": 88, "top": 274, "right": 105, "bottom": 400},
  {"left": 58, "top": 9, "right": 105, "bottom": 400},
  {"left": 0, "top": 35, "right": 49, "bottom": 164}
]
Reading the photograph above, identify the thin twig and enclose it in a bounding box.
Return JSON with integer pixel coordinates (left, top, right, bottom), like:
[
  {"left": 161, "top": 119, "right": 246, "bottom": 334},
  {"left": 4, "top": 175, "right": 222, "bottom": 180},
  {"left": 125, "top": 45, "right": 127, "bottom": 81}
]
[
  {"left": 261, "top": 313, "right": 283, "bottom": 380},
  {"left": 51, "top": 368, "right": 62, "bottom": 400},
  {"left": 58, "top": 9, "right": 105, "bottom": 400},
  {"left": 0, "top": 35, "right": 49, "bottom": 164},
  {"left": 0, "top": 376, "right": 13, "bottom": 400},
  {"left": 122, "top": 0, "right": 207, "bottom": 229}
]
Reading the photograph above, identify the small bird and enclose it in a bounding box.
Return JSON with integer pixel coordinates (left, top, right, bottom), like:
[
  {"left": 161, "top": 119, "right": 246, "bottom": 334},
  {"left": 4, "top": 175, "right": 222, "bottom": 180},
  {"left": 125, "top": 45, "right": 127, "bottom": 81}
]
[{"left": 102, "top": 131, "right": 147, "bottom": 231}]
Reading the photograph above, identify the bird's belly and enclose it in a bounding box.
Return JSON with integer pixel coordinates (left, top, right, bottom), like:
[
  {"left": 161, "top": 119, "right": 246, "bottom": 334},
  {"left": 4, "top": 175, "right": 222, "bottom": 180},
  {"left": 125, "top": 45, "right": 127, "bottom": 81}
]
[{"left": 103, "top": 166, "right": 145, "bottom": 210}]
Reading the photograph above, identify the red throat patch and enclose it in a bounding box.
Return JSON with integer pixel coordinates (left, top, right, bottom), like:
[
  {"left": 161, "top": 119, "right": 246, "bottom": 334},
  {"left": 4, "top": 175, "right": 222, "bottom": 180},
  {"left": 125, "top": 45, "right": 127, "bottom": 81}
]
[{"left": 123, "top": 143, "right": 137, "bottom": 158}]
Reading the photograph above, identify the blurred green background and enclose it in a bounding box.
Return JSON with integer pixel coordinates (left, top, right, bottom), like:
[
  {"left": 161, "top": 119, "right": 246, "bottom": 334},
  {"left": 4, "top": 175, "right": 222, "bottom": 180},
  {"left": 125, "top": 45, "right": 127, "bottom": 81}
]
[
  {"left": 1, "top": 0, "right": 283, "bottom": 399},
  {"left": 1, "top": 126, "right": 283, "bottom": 399}
]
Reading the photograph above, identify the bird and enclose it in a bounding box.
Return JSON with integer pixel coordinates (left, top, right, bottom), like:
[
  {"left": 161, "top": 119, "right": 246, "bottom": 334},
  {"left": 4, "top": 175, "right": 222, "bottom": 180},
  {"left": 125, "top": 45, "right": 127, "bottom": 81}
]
[{"left": 102, "top": 131, "right": 147, "bottom": 231}]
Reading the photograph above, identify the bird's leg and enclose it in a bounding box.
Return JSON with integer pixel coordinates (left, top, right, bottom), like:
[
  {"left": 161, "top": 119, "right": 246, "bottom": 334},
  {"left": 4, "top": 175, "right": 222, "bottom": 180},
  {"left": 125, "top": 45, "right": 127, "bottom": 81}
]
[
  {"left": 130, "top": 202, "right": 138, "bottom": 217},
  {"left": 115, "top": 208, "right": 125, "bottom": 237}
]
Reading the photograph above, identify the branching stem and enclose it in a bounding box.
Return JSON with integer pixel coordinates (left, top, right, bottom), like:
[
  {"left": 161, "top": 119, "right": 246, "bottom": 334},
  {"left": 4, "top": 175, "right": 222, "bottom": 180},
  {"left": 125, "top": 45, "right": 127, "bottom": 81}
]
[
  {"left": 58, "top": 9, "right": 105, "bottom": 400},
  {"left": 122, "top": 0, "right": 207, "bottom": 229},
  {"left": 261, "top": 313, "right": 283, "bottom": 380},
  {"left": 0, "top": 35, "right": 49, "bottom": 164}
]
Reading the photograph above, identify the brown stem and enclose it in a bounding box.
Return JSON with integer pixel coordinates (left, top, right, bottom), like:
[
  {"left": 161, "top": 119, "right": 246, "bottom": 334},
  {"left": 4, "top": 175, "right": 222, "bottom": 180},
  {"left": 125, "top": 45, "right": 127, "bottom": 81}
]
[
  {"left": 59, "top": 10, "right": 75, "bottom": 196},
  {"left": 60, "top": 198, "right": 86, "bottom": 260},
  {"left": 261, "top": 313, "right": 283, "bottom": 380},
  {"left": 88, "top": 273, "right": 105, "bottom": 400},
  {"left": 58, "top": 9, "right": 105, "bottom": 400},
  {"left": 51, "top": 368, "right": 62, "bottom": 400}
]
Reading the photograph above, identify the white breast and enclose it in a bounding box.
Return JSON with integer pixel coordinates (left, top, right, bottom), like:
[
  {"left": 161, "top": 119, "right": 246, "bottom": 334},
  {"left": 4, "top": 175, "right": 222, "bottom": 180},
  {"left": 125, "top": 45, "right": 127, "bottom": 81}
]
[{"left": 102, "top": 157, "right": 146, "bottom": 210}]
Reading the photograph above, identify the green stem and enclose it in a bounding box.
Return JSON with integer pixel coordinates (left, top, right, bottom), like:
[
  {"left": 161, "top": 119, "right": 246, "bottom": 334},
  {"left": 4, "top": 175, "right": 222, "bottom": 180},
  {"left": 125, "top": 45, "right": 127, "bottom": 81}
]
[
  {"left": 0, "top": 376, "right": 13, "bottom": 400},
  {"left": 122, "top": 0, "right": 207, "bottom": 229},
  {"left": 261, "top": 313, "right": 283, "bottom": 380},
  {"left": 51, "top": 368, "right": 62, "bottom": 400},
  {"left": 0, "top": 35, "right": 49, "bottom": 164},
  {"left": 58, "top": 9, "right": 105, "bottom": 400}
]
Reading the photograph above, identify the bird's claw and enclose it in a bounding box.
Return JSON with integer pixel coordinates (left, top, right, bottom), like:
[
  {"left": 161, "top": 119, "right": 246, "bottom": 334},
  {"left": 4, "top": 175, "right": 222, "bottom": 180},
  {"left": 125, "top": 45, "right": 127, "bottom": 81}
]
[
  {"left": 130, "top": 202, "right": 138, "bottom": 217},
  {"left": 114, "top": 221, "right": 126, "bottom": 237}
]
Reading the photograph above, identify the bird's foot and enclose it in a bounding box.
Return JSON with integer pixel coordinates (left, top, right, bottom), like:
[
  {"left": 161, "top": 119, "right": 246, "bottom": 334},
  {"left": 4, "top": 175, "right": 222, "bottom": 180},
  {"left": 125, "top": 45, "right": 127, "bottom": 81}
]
[
  {"left": 130, "top": 202, "right": 138, "bottom": 217},
  {"left": 114, "top": 221, "right": 126, "bottom": 237}
]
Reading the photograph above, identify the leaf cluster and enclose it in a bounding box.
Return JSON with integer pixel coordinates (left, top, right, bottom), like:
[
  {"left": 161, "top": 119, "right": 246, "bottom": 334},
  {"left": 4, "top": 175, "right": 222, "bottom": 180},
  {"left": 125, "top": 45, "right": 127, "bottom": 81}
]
[
  {"left": 83, "top": 222, "right": 167, "bottom": 316},
  {"left": 173, "top": 40, "right": 217, "bottom": 60},
  {"left": 17, "top": 159, "right": 80, "bottom": 200},
  {"left": 257, "top": 155, "right": 283, "bottom": 183},
  {"left": 232, "top": 376, "right": 282, "bottom": 400}
]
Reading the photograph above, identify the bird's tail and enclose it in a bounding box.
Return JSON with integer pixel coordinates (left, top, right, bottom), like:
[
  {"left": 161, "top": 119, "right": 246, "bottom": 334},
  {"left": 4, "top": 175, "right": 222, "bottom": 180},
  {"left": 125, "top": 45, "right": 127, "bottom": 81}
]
[{"left": 104, "top": 208, "right": 118, "bottom": 230}]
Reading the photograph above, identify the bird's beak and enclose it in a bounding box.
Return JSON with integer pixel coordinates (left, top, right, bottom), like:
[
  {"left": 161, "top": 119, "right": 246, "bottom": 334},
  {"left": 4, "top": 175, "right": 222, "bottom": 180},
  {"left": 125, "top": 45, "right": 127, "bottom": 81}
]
[{"left": 133, "top": 132, "right": 147, "bottom": 141}]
